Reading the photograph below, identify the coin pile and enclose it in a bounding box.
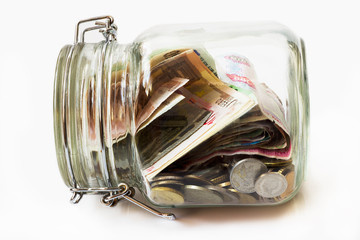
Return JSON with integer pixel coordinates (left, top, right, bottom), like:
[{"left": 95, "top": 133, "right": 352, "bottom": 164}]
[{"left": 149, "top": 159, "right": 295, "bottom": 206}]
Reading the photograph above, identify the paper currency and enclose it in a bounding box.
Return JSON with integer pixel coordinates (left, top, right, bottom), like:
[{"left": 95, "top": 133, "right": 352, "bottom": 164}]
[
  {"left": 136, "top": 98, "right": 211, "bottom": 168},
  {"left": 108, "top": 47, "right": 292, "bottom": 184},
  {"left": 135, "top": 77, "right": 188, "bottom": 131},
  {"left": 164, "top": 53, "right": 292, "bottom": 173},
  {"left": 214, "top": 52, "right": 289, "bottom": 134},
  {"left": 140, "top": 49, "right": 256, "bottom": 179}
]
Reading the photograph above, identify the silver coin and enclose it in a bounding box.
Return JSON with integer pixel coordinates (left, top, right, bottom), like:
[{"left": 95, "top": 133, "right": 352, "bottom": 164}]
[
  {"left": 150, "top": 186, "right": 185, "bottom": 205},
  {"left": 228, "top": 188, "right": 258, "bottom": 204},
  {"left": 229, "top": 158, "right": 267, "bottom": 193},
  {"left": 151, "top": 180, "right": 184, "bottom": 189},
  {"left": 206, "top": 185, "right": 239, "bottom": 203},
  {"left": 152, "top": 174, "right": 184, "bottom": 182},
  {"left": 183, "top": 185, "right": 224, "bottom": 204},
  {"left": 255, "top": 172, "right": 288, "bottom": 198}
]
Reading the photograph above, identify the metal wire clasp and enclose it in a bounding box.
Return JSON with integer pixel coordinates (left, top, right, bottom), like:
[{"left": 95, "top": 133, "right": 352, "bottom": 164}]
[
  {"left": 74, "top": 15, "right": 118, "bottom": 43},
  {"left": 67, "top": 16, "right": 175, "bottom": 220},
  {"left": 70, "top": 183, "right": 176, "bottom": 220}
]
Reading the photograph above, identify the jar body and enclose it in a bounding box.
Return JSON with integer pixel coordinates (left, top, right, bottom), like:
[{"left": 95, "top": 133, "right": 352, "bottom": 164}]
[{"left": 54, "top": 22, "right": 309, "bottom": 207}]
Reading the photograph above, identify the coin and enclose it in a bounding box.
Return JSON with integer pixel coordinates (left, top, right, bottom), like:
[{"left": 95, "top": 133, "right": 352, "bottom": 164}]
[
  {"left": 270, "top": 164, "right": 294, "bottom": 175},
  {"left": 217, "top": 181, "right": 231, "bottom": 188},
  {"left": 206, "top": 185, "right": 239, "bottom": 203},
  {"left": 183, "top": 175, "right": 213, "bottom": 186},
  {"left": 152, "top": 174, "right": 184, "bottom": 182},
  {"left": 255, "top": 172, "right": 288, "bottom": 198},
  {"left": 280, "top": 170, "right": 295, "bottom": 199},
  {"left": 184, "top": 185, "right": 224, "bottom": 204},
  {"left": 228, "top": 188, "right": 258, "bottom": 204},
  {"left": 150, "top": 186, "right": 185, "bottom": 205},
  {"left": 196, "top": 166, "right": 226, "bottom": 180},
  {"left": 229, "top": 158, "right": 267, "bottom": 193},
  {"left": 263, "top": 158, "right": 293, "bottom": 168},
  {"left": 210, "top": 174, "right": 229, "bottom": 185},
  {"left": 151, "top": 180, "right": 184, "bottom": 189}
]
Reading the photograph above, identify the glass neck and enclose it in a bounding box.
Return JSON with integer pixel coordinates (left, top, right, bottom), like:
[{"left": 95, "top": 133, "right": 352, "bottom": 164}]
[{"left": 54, "top": 41, "right": 138, "bottom": 189}]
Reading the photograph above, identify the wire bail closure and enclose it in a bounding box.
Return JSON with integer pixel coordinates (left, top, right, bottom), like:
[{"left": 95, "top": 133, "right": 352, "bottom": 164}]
[
  {"left": 70, "top": 183, "right": 176, "bottom": 220},
  {"left": 74, "top": 15, "right": 118, "bottom": 43},
  {"left": 66, "top": 16, "right": 175, "bottom": 220}
]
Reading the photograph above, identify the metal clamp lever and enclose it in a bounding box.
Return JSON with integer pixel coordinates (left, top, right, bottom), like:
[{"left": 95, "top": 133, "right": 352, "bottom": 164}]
[
  {"left": 74, "top": 15, "right": 117, "bottom": 43},
  {"left": 70, "top": 183, "right": 176, "bottom": 220}
]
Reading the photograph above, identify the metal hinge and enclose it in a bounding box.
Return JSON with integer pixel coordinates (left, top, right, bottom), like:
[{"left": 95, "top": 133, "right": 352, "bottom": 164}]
[
  {"left": 70, "top": 183, "right": 176, "bottom": 220},
  {"left": 74, "top": 15, "right": 118, "bottom": 43}
]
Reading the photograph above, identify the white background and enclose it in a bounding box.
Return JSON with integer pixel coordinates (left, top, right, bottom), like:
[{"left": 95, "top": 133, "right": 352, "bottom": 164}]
[{"left": 1, "top": 0, "right": 359, "bottom": 239}]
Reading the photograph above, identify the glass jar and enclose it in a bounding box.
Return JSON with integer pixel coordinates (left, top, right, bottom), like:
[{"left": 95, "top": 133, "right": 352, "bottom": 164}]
[{"left": 54, "top": 16, "right": 309, "bottom": 216}]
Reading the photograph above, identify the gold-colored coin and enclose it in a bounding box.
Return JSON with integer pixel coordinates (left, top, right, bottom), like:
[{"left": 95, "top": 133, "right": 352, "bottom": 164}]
[
  {"left": 150, "top": 186, "right": 185, "bottom": 205},
  {"left": 267, "top": 164, "right": 295, "bottom": 199},
  {"left": 210, "top": 174, "right": 229, "bottom": 185},
  {"left": 280, "top": 170, "right": 295, "bottom": 199},
  {"left": 269, "top": 164, "right": 294, "bottom": 175},
  {"left": 264, "top": 158, "right": 293, "bottom": 168},
  {"left": 217, "top": 181, "right": 231, "bottom": 188},
  {"left": 184, "top": 175, "right": 213, "bottom": 186}
]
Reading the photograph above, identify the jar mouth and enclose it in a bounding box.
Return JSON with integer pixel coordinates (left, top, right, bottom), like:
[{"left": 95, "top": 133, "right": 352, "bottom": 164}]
[{"left": 53, "top": 41, "right": 134, "bottom": 189}]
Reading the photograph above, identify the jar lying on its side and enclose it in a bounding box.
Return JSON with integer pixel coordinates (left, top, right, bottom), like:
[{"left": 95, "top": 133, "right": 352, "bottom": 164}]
[{"left": 54, "top": 16, "right": 309, "bottom": 213}]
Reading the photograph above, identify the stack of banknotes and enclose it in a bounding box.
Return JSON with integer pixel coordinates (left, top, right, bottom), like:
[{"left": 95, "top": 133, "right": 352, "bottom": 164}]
[{"left": 130, "top": 48, "right": 294, "bottom": 204}]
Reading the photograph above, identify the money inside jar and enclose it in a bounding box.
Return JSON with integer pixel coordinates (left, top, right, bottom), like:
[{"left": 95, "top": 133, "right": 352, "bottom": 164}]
[{"left": 105, "top": 48, "right": 296, "bottom": 206}]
